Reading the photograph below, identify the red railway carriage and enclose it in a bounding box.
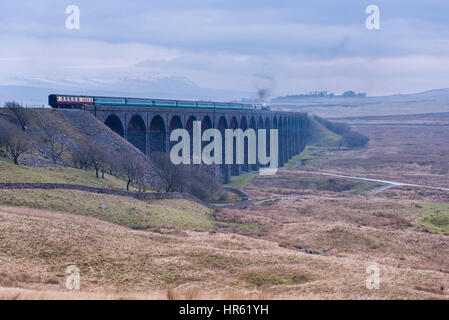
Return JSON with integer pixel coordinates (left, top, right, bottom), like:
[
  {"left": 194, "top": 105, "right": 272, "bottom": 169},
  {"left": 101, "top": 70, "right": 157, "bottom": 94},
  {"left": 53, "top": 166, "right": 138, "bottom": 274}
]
[{"left": 48, "top": 94, "right": 93, "bottom": 108}]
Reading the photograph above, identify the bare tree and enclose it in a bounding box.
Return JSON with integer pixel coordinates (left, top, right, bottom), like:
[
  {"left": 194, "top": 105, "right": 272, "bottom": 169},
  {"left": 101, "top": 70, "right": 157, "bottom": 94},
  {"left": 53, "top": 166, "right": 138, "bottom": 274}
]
[
  {"left": 0, "top": 119, "right": 31, "bottom": 165},
  {"left": 70, "top": 139, "right": 118, "bottom": 180},
  {"left": 150, "top": 152, "right": 185, "bottom": 193},
  {"left": 84, "top": 142, "right": 109, "bottom": 179},
  {"left": 71, "top": 143, "right": 90, "bottom": 170},
  {"left": 5, "top": 101, "right": 28, "bottom": 131},
  {"left": 99, "top": 150, "right": 114, "bottom": 180},
  {"left": 184, "top": 167, "right": 223, "bottom": 202},
  {"left": 150, "top": 151, "right": 224, "bottom": 201},
  {"left": 37, "top": 114, "right": 67, "bottom": 164},
  {"left": 116, "top": 148, "right": 146, "bottom": 191}
]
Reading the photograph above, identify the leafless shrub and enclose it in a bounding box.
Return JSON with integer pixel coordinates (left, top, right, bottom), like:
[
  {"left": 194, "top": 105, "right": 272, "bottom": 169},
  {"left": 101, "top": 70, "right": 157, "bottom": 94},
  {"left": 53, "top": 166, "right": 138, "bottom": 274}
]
[
  {"left": 186, "top": 168, "right": 223, "bottom": 201},
  {"left": 0, "top": 119, "right": 31, "bottom": 165},
  {"left": 5, "top": 101, "right": 28, "bottom": 131},
  {"left": 70, "top": 139, "right": 91, "bottom": 170},
  {"left": 116, "top": 147, "right": 146, "bottom": 191},
  {"left": 36, "top": 113, "right": 67, "bottom": 164},
  {"left": 150, "top": 152, "right": 185, "bottom": 193},
  {"left": 150, "top": 152, "right": 224, "bottom": 201},
  {"left": 70, "top": 139, "right": 116, "bottom": 179},
  {"left": 314, "top": 115, "right": 369, "bottom": 149},
  {"left": 341, "top": 131, "right": 370, "bottom": 149},
  {"left": 85, "top": 142, "right": 109, "bottom": 179}
]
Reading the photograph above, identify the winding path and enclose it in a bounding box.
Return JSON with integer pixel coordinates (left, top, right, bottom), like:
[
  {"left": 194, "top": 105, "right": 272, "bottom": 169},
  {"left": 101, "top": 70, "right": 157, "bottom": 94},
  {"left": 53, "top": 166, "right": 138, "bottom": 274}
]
[{"left": 294, "top": 171, "right": 449, "bottom": 194}]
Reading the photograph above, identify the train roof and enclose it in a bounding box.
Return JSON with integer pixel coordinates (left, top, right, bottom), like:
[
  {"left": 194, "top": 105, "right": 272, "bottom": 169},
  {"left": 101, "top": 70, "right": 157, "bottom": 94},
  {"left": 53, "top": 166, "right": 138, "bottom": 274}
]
[{"left": 49, "top": 94, "right": 264, "bottom": 107}]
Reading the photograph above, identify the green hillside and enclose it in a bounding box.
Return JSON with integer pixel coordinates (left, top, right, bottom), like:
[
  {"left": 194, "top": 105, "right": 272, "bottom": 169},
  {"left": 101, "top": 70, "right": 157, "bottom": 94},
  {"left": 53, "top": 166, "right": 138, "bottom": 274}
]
[{"left": 0, "top": 158, "right": 130, "bottom": 190}]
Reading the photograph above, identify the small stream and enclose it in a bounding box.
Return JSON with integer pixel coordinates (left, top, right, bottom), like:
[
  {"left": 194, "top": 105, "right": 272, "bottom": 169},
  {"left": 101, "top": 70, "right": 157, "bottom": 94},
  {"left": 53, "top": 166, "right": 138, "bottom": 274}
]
[{"left": 256, "top": 195, "right": 304, "bottom": 205}]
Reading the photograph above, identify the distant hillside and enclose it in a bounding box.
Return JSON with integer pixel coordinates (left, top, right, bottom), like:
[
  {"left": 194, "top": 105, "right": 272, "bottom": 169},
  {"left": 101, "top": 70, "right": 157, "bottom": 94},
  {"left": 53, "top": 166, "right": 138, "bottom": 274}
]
[
  {"left": 271, "top": 88, "right": 449, "bottom": 118},
  {"left": 392, "top": 88, "right": 449, "bottom": 98}
]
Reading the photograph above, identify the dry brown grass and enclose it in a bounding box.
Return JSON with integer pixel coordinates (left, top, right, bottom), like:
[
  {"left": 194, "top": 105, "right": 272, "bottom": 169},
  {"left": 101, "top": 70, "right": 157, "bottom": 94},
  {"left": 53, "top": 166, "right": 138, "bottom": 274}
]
[
  {"left": 0, "top": 286, "right": 165, "bottom": 300},
  {"left": 313, "top": 125, "right": 449, "bottom": 191},
  {"left": 2, "top": 121, "right": 449, "bottom": 300},
  {"left": 1, "top": 204, "right": 449, "bottom": 300}
]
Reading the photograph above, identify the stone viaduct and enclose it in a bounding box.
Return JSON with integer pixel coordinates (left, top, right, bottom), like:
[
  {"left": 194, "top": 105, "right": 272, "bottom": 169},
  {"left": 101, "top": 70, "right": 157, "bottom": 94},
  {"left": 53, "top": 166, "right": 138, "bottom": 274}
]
[{"left": 82, "top": 105, "right": 309, "bottom": 184}]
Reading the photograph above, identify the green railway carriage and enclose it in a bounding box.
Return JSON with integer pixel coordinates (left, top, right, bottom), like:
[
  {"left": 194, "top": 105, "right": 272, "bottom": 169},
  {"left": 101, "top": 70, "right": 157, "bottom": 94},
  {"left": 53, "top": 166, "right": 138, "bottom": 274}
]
[
  {"left": 198, "top": 101, "right": 215, "bottom": 109},
  {"left": 126, "top": 98, "right": 153, "bottom": 107},
  {"left": 153, "top": 99, "right": 177, "bottom": 108},
  {"left": 176, "top": 100, "right": 198, "bottom": 108},
  {"left": 94, "top": 97, "right": 127, "bottom": 106}
]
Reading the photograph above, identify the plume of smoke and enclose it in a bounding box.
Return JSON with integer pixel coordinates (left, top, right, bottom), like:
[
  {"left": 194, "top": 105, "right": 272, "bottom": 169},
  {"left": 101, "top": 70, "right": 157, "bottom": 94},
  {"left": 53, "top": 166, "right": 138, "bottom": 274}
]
[
  {"left": 254, "top": 76, "right": 275, "bottom": 107},
  {"left": 257, "top": 88, "right": 270, "bottom": 103}
]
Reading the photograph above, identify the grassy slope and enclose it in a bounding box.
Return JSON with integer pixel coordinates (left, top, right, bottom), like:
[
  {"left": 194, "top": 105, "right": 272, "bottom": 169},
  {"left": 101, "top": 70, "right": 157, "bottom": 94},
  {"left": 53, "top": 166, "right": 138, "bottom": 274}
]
[
  {"left": 253, "top": 174, "right": 381, "bottom": 194},
  {"left": 0, "top": 108, "right": 143, "bottom": 190},
  {"left": 0, "top": 188, "right": 260, "bottom": 232},
  {"left": 0, "top": 158, "right": 130, "bottom": 189},
  {"left": 0, "top": 115, "right": 257, "bottom": 232},
  {"left": 1, "top": 205, "right": 445, "bottom": 299},
  {"left": 0, "top": 206, "right": 328, "bottom": 299},
  {"left": 0, "top": 189, "right": 214, "bottom": 231},
  {"left": 227, "top": 173, "right": 258, "bottom": 188},
  {"left": 285, "top": 116, "right": 342, "bottom": 170},
  {"left": 416, "top": 203, "right": 449, "bottom": 235}
]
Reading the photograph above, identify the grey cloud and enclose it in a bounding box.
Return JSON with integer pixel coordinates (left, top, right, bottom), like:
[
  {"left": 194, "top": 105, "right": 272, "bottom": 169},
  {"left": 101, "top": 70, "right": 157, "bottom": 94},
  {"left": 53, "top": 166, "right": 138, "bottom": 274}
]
[{"left": 1, "top": 0, "right": 449, "bottom": 97}]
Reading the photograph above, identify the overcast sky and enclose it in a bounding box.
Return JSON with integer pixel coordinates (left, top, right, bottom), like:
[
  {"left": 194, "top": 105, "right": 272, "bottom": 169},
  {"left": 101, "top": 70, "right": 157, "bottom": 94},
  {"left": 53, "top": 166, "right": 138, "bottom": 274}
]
[{"left": 1, "top": 0, "right": 449, "bottom": 98}]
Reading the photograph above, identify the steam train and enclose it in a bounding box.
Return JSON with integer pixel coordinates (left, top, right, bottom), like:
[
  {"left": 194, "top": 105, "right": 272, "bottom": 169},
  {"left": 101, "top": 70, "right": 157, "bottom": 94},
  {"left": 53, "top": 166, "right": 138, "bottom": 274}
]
[{"left": 48, "top": 94, "right": 270, "bottom": 111}]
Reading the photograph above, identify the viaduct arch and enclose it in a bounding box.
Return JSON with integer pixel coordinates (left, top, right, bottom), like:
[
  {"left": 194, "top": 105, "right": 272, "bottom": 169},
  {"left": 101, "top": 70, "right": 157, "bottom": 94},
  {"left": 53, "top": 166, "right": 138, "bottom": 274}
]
[{"left": 92, "top": 105, "right": 309, "bottom": 184}]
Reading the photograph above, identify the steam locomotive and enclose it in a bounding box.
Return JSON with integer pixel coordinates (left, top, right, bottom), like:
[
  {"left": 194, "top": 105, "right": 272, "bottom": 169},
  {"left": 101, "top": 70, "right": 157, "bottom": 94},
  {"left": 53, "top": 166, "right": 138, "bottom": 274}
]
[{"left": 48, "top": 94, "right": 271, "bottom": 111}]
